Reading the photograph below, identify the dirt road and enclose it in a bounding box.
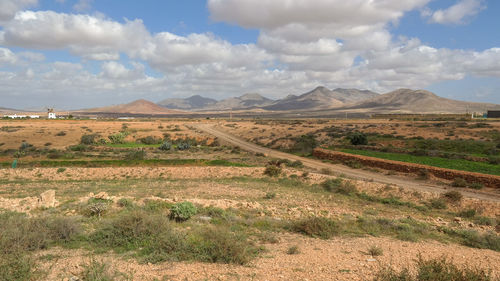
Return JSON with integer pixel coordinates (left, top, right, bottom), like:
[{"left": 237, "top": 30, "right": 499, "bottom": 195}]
[{"left": 194, "top": 123, "right": 500, "bottom": 203}]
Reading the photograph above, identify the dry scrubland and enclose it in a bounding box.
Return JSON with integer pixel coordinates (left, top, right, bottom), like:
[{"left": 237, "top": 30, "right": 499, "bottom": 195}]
[{"left": 0, "top": 119, "right": 499, "bottom": 281}]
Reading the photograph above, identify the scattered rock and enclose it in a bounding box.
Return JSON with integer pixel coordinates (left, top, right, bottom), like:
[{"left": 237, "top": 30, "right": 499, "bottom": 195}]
[
  {"left": 39, "top": 190, "right": 56, "bottom": 208},
  {"left": 94, "top": 192, "right": 109, "bottom": 200},
  {"left": 198, "top": 216, "right": 212, "bottom": 222}
]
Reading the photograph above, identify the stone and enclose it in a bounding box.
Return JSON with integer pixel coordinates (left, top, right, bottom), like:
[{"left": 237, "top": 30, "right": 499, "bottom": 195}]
[
  {"left": 39, "top": 190, "right": 56, "bottom": 207},
  {"left": 94, "top": 192, "right": 109, "bottom": 200},
  {"left": 199, "top": 216, "right": 212, "bottom": 222}
]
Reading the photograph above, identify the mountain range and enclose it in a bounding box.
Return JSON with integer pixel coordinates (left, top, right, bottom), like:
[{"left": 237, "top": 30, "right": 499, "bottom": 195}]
[{"left": 3, "top": 87, "right": 498, "bottom": 116}]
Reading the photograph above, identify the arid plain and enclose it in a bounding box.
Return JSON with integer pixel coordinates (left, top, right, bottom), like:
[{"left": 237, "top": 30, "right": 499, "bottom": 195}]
[{"left": 0, "top": 118, "right": 499, "bottom": 281}]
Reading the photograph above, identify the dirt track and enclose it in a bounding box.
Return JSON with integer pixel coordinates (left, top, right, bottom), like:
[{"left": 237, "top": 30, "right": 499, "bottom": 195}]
[{"left": 194, "top": 123, "right": 500, "bottom": 203}]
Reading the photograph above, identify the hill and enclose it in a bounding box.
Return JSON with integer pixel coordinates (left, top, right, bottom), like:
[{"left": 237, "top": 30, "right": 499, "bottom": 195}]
[
  {"left": 263, "top": 86, "right": 379, "bottom": 111},
  {"left": 348, "top": 89, "right": 495, "bottom": 113},
  {"left": 157, "top": 95, "right": 217, "bottom": 110},
  {"left": 80, "top": 99, "right": 182, "bottom": 115}
]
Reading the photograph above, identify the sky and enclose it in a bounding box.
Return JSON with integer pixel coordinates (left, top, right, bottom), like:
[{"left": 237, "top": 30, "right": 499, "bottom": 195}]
[{"left": 0, "top": 0, "right": 499, "bottom": 109}]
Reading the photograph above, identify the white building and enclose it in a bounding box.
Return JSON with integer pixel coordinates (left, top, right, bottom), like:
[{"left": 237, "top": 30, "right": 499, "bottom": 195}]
[
  {"left": 29, "top": 115, "right": 40, "bottom": 119},
  {"left": 4, "top": 114, "right": 27, "bottom": 119},
  {"left": 47, "top": 108, "right": 56, "bottom": 119}
]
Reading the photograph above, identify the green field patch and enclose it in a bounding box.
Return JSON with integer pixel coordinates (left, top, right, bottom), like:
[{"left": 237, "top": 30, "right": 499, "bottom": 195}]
[
  {"left": 104, "top": 142, "right": 161, "bottom": 148},
  {"left": 339, "top": 149, "right": 500, "bottom": 176}
]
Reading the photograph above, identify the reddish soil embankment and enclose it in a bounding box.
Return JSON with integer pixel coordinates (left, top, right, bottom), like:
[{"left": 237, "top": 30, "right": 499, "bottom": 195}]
[{"left": 313, "top": 148, "right": 500, "bottom": 188}]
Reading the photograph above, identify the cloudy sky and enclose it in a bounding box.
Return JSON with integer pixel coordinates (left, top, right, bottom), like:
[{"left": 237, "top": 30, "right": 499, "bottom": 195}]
[{"left": 0, "top": 0, "right": 499, "bottom": 109}]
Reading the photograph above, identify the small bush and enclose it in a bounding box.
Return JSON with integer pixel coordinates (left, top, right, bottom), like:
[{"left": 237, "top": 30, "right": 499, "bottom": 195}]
[
  {"left": 442, "top": 191, "right": 463, "bottom": 203},
  {"left": 290, "top": 217, "right": 339, "bottom": 239},
  {"left": 108, "top": 133, "right": 127, "bottom": 144},
  {"left": 0, "top": 253, "right": 39, "bottom": 281},
  {"left": 427, "top": 198, "right": 447, "bottom": 209},
  {"left": 367, "top": 245, "right": 383, "bottom": 256},
  {"left": 458, "top": 209, "right": 476, "bottom": 218},
  {"left": 287, "top": 245, "right": 300, "bottom": 255},
  {"left": 264, "top": 192, "right": 276, "bottom": 199},
  {"left": 117, "top": 198, "right": 134, "bottom": 208},
  {"left": 169, "top": 202, "right": 197, "bottom": 222},
  {"left": 55, "top": 131, "right": 66, "bottom": 136},
  {"left": 82, "top": 202, "right": 110, "bottom": 217},
  {"left": 469, "top": 182, "right": 484, "bottom": 190},
  {"left": 81, "top": 134, "right": 97, "bottom": 145},
  {"left": 80, "top": 258, "right": 121, "bottom": 281},
  {"left": 125, "top": 150, "right": 146, "bottom": 160},
  {"left": 264, "top": 165, "right": 282, "bottom": 177},
  {"left": 138, "top": 136, "right": 162, "bottom": 145},
  {"left": 287, "top": 160, "right": 304, "bottom": 168},
  {"left": 19, "top": 142, "right": 33, "bottom": 150},
  {"left": 373, "top": 256, "right": 494, "bottom": 281},
  {"left": 321, "top": 179, "right": 357, "bottom": 195},
  {"left": 159, "top": 142, "right": 171, "bottom": 151},
  {"left": 56, "top": 167, "right": 67, "bottom": 173},
  {"left": 452, "top": 178, "right": 468, "bottom": 188},
  {"left": 176, "top": 142, "right": 191, "bottom": 151},
  {"left": 348, "top": 132, "right": 368, "bottom": 146}
]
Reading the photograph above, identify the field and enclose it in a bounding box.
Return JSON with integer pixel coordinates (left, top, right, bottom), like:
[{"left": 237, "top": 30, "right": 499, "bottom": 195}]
[{"left": 0, "top": 118, "right": 499, "bottom": 281}]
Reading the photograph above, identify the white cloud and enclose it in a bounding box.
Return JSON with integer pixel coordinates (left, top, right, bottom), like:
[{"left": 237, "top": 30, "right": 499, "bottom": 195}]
[
  {"left": 0, "top": 0, "right": 37, "bottom": 22},
  {"left": 427, "top": 0, "right": 485, "bottom": 25},
  {"left": 135, "top": 32, "right": 272, "bottom": 70},
  {"left": 0, "top": 11, "right": 150, "bottom": 59},
  {"left": 0, "top": 1, "right": 499, "bottom": 107},
  {"left": 0, "top": 47, "right": 17, "bottom": 65}
]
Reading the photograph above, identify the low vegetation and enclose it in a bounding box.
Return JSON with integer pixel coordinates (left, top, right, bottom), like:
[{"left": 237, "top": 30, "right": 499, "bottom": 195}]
[{"left": 374, "top": 256, "right": 494, "bottom": 281}]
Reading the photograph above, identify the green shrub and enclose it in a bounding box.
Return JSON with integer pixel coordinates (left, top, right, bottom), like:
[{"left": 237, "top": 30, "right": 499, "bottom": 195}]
[
  {"left": 69, "top": 144, "right": 89, "bottom": 151},
  {"left": 427, "top": 198, "right": 447, "bottom": 209},
  {"left": 80, "top": 258, "right": 124, "bottom": 281},
  {"left": 287, "top": 245, "right": 300, "bottom": 255},
  {"left": 348, "top": 132, "right": 368, "bottom": 145},
  {"left": 82, "top": 202, "right": 110, "bottom": 217},
  {"left": 442, "top": 191, "right": 463, "bottom": 203},
  {"left": 287, "top": 160, "right": 304, "bottom": 168},
  {"left": 169, "top": 202, "right": 197, "bottom": 222},
  {"left": 176, "top": 142, "right": 191, "bottom": 151},
  {"left": 367, "top": 245, "right": 383, "bottom": 256},
  {"left": 81, "top": 134, "right": 97, "bottom": 145},
  {"left": 290, "top": 217, "right": 339, "bottom": 239},
  {"left": 138, "top": 136, "right": 162, "bottom": 145},
  {"left": 452, "top": 178, "right": 468, "bottom": 187},
  {"left": 108, "top": 133, "right": 127, "bottom": 144},
  {"left": 469, "top": 182, "right": 484, "bottom": 190},
  {"left": 290, "top": 134, "right": 317, "bottom": 156},
  {"left": 264, "top": 192, "right": 276, "bottom": 199},
  {"left": 458, "top": 209, "right": 476, "bottom": 218},
  {"left": 19, "top": 142, "right": 33, "bottom": 150},
  {"left": 159, "top": 142, "right": 171, "bottom": 151},
  {"left": 117, "top": 198, "right": 134, "bottom": 208},
  {"left": 125, "top": 150, "right": 146, "bottom": 160},
  {"left": 321, "top": 179, "right": 357, "bottom": 195},
  {"left": 56, "top": 167, "right": 66, "bottom": 173},
  {"left": 264, "top": 165, "right": 282, "bottom": 177},
  {"left": 0, "top": 253, "right": 39, "bottom": 281},
  {"left": 373, "top": 256, "right": 494, "bottom": 281}
]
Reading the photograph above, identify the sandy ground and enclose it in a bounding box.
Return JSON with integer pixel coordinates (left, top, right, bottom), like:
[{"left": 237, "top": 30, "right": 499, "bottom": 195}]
[
  {"left": 39, "top": 234, "right": 500, "bottom": 281},
  {"left": 0, "top": 120, "right": 205, "bottom": 149}
]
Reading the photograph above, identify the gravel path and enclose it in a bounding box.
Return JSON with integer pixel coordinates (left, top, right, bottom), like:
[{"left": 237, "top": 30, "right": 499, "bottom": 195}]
[{"left": 194, "top": 123, "right": 500, "bottom": 203}]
